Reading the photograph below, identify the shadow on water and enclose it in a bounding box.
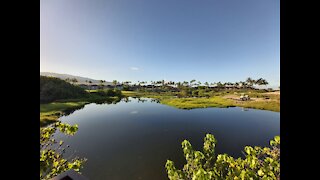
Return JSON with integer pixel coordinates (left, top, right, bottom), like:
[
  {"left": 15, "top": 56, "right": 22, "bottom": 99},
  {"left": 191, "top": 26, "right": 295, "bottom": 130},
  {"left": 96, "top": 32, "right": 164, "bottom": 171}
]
[
  {"left": 41, "top": 97, "right": 123, "bottom": 127},
  {"left": 40, "top": 104, "right": 88, "bottom": 127},
  {"left": 91, "top": 97, "right": 122, "bottom": 105}
]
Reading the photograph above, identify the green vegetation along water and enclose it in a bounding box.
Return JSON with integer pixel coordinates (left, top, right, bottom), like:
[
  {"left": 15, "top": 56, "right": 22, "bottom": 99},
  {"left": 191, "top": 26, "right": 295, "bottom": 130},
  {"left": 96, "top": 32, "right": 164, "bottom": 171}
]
[
  {"left": 40, "top": 76, "right": 280, "bottom": 179},
  {"left": 40, "top": 75, "right": 123, "bottom": 126},
  {"left": 122, "top": 90, "right": 280, "bottom": 112},
  {"left": 54, "top": 97, "right": 279, "bottom": 179}
]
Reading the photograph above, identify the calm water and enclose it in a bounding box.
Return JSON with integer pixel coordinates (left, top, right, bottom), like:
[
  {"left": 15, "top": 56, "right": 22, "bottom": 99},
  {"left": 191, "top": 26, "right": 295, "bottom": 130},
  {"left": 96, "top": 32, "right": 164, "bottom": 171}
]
[{"left": 56, "top": 97, "right": 280, "bottom": 180}]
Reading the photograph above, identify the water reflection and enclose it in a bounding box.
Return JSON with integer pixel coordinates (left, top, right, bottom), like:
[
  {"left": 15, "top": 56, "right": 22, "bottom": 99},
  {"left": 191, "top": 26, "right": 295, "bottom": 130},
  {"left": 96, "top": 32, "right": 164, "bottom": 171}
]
[
  {"left": 122, "top": 97, "right": 160, "bottom": 104},
  {"left": 122, "top": 97, "right": 131, "bottom": 103},
  {"left": 57, "top": 97, "right": 279, "bottom": 180},
  {"left": 62, "top": 105, "right": 86, "bottom": 116},
  {"left": 241, "top": 107, "right": 249, "bottom": 111},
  {"left": 93, "top": 97, "right": 122, "bottom": 105},
  {"left": 151, "top": 99, "right": 160, "bottom": 103},
  {"left": 130, "top": 110, "right": 138, "bottom": 114}
]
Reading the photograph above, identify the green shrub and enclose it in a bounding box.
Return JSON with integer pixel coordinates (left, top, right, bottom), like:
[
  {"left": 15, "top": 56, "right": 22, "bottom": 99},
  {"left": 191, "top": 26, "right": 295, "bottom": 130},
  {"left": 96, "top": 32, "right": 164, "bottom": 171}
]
[
  {"left": 104, "top": 89, "right": 122, "bottom": 97},
  {"left": 123, "top": 85, "right": 130, "bottom": 91},
  {"left": 165, "top": 134, "right": 280, "bottom": 180},
  {"left": 114, "top": 89, "right": 122, "bottom": 96},
  {"left": 198, "top": 90, "right": 205, "bottom": 97},
  {"left": 40, "top": 76, "right": 88, "bottom": 103},
  {"left": 40, "top": 122, "right": 86, "bottom": 180},
  {"left": 192, "top": 90, "right": 199, "bottom": 97},
  {"left": 178, "top": 89, "right": 191, "bottom": 98},
  {"left": 95, "top": 89, "right": 108, "bottom": 96}
]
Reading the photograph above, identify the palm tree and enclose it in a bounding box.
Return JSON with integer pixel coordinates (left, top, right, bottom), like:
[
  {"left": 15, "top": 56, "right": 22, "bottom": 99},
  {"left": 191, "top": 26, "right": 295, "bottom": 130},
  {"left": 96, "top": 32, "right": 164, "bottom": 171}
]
[
  {"left": 246, "top": 77, "right": 255, "bottom": 88},
  {"left": 204, "top": 82, "right": 209, "bottom": 90},
  {"left": 239, "top": 81, "right": 246, "bottom": 89},
  {"left": 190, "top": 79, "right": 196, "bottom": 87},
  {"left": 140, "top": 81, "right": 145, "bottom": 86},
  {"left": 125, "top": 81, "right": 131, "bottom": 85},
  {"left": 235, "top": 82, "right": 239, "bottom": 89},
  {"left": 176, "top": 82, "right": 182, "bottom": 90},
  {"left": 86, "top": 80, "right": 92, "bottom": 90},
  {"left": 65, "top": 78, "right": 71, "bottom": 83},
  {"left": 99, "top": 80, "right": 105, "bottom": 89},
  {"left": 150, "top": 81, "right": 156, "bottom": 91},
  {"left": 256, "top": 78, "right": 269, "bottom": 89},
  {"left": 183, "top": 81, "right": 189, "bottom": 87},
  {"left": 167, "top": 81, "right": 174, "bottom": 85},
  {"left": 112, "top": 80, "right": 117, "bottom": 86},
  {"left": 261, "top": 79, "right": 269, "bottom": 88}
]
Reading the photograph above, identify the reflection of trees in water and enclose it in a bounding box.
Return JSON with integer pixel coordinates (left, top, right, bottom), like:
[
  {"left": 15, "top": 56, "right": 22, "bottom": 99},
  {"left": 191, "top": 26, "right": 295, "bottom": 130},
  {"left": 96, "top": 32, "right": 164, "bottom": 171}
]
[
  {"left": 62, "top": 104, "right": 86, "bottom": 116},
  {"left": 151, "top": 99, "right": 160, "bottom": 103},
  {"left": 93, "top": 97, "right": 122, "bottom": 105},
  {"left": 122, "top": 97, "right": 157, "bottom": 103},
  {"left": 41, "top": 104, "right": 88, "bottom": 127},
  {"left": 137, "top": 98, "right": 147, "bottom": 103},
  {"left": 43, "top": 97, "right": 125, "bottom": 127},
  {"left": 241, "top": 107, "right": 249, "bottom": 111},
  {"left": 63, "top": 97, "right": 123, "bottom": 116},
  {"left": 122, "top": 97, "right": 131, "bottom": 103}
]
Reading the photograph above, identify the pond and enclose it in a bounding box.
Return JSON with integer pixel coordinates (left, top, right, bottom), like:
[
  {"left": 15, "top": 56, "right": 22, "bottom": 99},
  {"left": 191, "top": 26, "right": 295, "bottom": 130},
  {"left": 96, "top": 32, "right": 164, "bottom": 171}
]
[{"left": 56, "top": 97, "right": 280, "bottom": 180}]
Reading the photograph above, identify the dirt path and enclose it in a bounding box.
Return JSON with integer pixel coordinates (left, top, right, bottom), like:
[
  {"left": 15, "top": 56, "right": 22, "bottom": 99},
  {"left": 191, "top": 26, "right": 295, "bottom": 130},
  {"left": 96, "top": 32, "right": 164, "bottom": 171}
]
[{"left": 262, "top": 91, "right": 280, "bottom": 95}]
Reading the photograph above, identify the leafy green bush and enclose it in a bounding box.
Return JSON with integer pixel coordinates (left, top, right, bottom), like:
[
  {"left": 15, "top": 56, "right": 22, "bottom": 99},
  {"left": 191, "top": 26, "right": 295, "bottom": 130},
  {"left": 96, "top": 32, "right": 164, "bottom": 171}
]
[
  {"left": 40, "top": 122, "right": 86, "bottom": 180},
  {"left": 122, "top": 85, "right": 130, "bottom": 91},
  {"left": 192, "top": 90, "right": 199, "bottom": 97},
  {"left": 178, "top": 89, "right": 191, "bottom": 98},
  {"left": 40, "top": 76, "right": 88, "bottom": 103},
  {"left": 165, "top": 134, "right": 280, "bottom": 180},
  {"left": 104, "top": 89, "right": 122, "bottom": 97},
  {"left": 198, "top": 90, "right": 205, "bottom": 97},
  {"left": 94, "top": 89, "right": 108, "bottom": 96},
  {"left": 114, "top": 89, "right": 122, "bottom": 96}
]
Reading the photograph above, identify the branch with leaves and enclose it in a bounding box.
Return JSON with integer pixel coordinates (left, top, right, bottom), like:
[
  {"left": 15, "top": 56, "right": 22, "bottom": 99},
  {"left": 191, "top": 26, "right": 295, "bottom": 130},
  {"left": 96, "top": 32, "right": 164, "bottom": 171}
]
[
  {"left": 40, "top": 122, "right": 86, "bottom": 180},
  {"left": 165, "top": 134, "right": 280, "bottom": 180}
]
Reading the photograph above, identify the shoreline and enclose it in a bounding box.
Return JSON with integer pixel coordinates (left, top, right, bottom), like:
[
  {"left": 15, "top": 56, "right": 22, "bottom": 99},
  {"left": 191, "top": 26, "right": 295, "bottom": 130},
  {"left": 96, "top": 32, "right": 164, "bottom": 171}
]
[
  {"left": 40, "top": 96, "right": 121, "bottom": 127},
  {"left": 122, "top": 91, "right": 280, "bottom": 112}
]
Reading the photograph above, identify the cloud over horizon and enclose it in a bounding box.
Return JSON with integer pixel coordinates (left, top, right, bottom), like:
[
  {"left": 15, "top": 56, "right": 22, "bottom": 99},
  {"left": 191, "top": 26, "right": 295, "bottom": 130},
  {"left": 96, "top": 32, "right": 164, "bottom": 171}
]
[{"left": 130, "top": 67, "right": 139, "bottom": 71}]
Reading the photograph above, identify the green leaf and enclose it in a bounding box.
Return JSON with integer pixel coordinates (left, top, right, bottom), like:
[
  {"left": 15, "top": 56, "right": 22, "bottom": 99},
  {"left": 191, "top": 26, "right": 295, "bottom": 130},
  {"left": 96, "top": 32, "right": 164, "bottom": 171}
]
[
  {"left": 164, "top": 134, "right": 280, "bottom": 180},
  {"left": 258, "top": 169, "right": 264, "bottom": 176}
]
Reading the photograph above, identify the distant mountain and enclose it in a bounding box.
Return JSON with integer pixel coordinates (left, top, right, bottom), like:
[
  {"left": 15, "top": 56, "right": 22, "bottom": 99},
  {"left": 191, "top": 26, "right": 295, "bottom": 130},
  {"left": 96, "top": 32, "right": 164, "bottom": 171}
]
[{"left": 40, "top": 72, "right": 112, "bottom": 85}]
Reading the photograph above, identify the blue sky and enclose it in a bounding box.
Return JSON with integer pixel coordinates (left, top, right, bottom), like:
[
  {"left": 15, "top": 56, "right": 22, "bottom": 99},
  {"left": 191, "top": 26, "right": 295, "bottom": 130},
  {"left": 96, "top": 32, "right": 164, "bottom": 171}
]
[{"left": 40, "top": 0, "right": 279, "bottom": 88}]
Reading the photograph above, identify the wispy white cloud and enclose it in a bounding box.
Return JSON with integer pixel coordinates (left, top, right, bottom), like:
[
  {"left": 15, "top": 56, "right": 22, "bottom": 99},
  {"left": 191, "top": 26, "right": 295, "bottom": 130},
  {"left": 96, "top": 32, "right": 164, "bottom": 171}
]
[
  {"left": 130, "top": 67, "right": 139, "bottom": 71},
  {"left": 130, "top": 111, "right": 138, "bottom": 114}
]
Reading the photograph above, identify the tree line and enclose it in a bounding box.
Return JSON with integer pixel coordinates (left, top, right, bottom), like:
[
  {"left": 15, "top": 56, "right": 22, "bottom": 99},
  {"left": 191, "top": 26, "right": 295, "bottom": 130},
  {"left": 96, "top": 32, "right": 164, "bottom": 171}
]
[{"left": 110, "top": 77, "right": 268, "bottom": 89}]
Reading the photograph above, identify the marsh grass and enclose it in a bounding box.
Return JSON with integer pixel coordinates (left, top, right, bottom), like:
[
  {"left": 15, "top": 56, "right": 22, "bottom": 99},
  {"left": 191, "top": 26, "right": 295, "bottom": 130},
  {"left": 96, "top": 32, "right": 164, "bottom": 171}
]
[
  {"left": 161, "top": 96, "right": 235, "bottom": 109},
  {"left": 40, "top": 96, "right": 122, "bottom": 127},
  {"left": 40, "top": 102, "right": 88, "bottom": 126},
  {"left": 122, "top": 90, "right": 280, "bottom": 112}
]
